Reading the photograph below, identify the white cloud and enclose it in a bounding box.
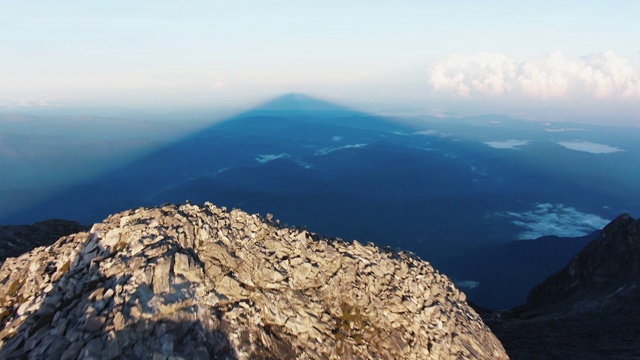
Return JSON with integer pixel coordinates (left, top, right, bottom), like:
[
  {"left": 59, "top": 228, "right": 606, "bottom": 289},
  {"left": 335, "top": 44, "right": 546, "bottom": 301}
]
[
  {"left": 455, "top": 280, "right": 480, "bottom": 290},
  {"left": 431, "top": 52, "right": 516, "bottom": 97},
  {"left": 294, "top": 159, "right": 314, "bottom": 169},
  {"left": 392, "top": 129, "right": 451, "bottom": 138},
  {"left": 430, "top": 51, "right": 640, "bottom": 100},
  {"left": 414, "top": 129, "right": 440, "bottom": 136},
  {"left": 499, "top": 203, "right": 610, "bottom": 239},
  {"left": 2, "top": 94, "right": 86, "bottom": 108},
  {"left": 211, "top": 77, "right": 226, "bottom": 90},
  {"left": 255, "top": 153, "right": 289, "bottom": 163},
  {"left": 484, "top": 140, "right": 530, "bottom": 150},
  {"left": 470, "top": 165, "right": 486, "bottom": 176},
  {"left": 545, "top": 127, "right": 587, "bottom": 132},
  {"left": 556, "top": 141, "right": 623, "bottom": 154},
  {"left": 315, "top": 144, "right": 367, "bottom": 156}
]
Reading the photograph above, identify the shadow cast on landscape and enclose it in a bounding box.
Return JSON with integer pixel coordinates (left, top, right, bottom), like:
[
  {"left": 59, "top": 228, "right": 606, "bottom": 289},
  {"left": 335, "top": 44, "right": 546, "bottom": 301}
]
[{"left": 1, "top": 93, "right": 414, "bottom": 226}]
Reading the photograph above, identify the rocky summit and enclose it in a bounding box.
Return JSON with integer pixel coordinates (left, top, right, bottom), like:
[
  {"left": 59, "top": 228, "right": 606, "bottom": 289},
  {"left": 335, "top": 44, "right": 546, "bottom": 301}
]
[{"left": 0, "top": 202, "right": 507, "bottom": 359}]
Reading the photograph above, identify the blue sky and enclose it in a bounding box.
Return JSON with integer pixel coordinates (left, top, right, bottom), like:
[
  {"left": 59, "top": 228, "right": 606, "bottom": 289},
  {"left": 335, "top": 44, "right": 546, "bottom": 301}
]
[{"left": 1, "top": 1, "right": 639, "bottom": 125}]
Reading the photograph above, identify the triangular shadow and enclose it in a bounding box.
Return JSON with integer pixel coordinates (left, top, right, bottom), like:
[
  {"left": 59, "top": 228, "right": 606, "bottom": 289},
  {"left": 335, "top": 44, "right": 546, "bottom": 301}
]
[{"left": 1, "top": 93, "right": 416, "bottom": 225}]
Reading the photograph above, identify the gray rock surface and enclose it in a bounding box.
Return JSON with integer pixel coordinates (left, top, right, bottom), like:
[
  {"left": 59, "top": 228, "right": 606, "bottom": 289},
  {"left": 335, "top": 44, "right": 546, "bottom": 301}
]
[{"left": 0, "top": 202, "right": 507, "bottom": 359}]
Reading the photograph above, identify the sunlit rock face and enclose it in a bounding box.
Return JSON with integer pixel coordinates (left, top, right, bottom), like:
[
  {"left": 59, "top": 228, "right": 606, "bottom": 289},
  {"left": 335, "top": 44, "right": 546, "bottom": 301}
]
[{"left": 0, "top": 202, "right": 507, "bottom": 359}]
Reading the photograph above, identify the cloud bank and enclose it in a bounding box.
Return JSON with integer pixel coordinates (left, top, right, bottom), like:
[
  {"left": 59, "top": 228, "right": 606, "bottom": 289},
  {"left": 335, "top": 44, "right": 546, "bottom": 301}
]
[
  {"left": 484, "top": 140, "right": 530, "bottom": 150},
  {"left": 431, "top": 51, "right": 640, "bottom": 100},
  {"left": 255, "top": 153, "right": 290, "bottom": 164},
  {"left": 556, "top": 141, "right": 623, "bottom": 154},
  {"left": 315, "top": 144, "right": 367, "bottom": 156},
  {"left": 500, "top": 203, "right": 610, "bottom": 239}
]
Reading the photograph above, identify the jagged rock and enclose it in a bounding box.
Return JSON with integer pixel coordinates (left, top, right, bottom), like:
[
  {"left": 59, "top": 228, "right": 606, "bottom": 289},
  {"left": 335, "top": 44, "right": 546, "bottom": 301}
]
[{"left": 0, "top": 202, "right": 507, "bottom": 359}]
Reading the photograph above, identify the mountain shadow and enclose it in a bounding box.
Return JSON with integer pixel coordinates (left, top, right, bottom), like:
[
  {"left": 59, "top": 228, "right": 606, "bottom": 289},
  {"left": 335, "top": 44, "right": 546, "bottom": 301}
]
[
  {"left": 2, "top": 93, "right": 633, "bottom": 310},
  {"left": 0, "top": 93, "right": 414, "bottom": 226},
  {"left": 1, "top": 93, "right": 510, "bottom": 259}
]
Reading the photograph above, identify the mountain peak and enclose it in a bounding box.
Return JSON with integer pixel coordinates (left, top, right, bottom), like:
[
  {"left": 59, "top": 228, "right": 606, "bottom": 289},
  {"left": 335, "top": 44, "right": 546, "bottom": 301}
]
[
  {"left": 526, "top": 213, "right": 640, "bottom": 308},
  {"left": 250, "top": 93, "right": 350, "bottom": 113},
  {"left": 0, "top": 202, "right": 506, "bottom": 359}
]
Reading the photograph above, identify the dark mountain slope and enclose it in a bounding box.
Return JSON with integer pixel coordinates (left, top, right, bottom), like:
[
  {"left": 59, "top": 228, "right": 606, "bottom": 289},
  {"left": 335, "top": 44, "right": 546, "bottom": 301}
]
[
  {"left": 431, "top": 231, "right": 599, "bottom": 309},
  {"left": 0, "top": 219, "right": 88, "bottom": 262},
  {"left": 481, "top": 214, "right": 640, "bottom": 359},
  {"left": 3, "top": 94, "right": 637, "bottom": 311},
  {"left": 526, "top": 213, "right": 640, "bottom": 308}
]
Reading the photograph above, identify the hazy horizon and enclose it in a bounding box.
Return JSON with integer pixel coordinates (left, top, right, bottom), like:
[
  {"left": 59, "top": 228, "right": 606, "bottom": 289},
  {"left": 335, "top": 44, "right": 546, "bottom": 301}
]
[
  {"left": 2, "top": 92, "right": 640, "bottom": 131},
  {"left": 1, "top": 1, "right": 639, "bottom": 126}
]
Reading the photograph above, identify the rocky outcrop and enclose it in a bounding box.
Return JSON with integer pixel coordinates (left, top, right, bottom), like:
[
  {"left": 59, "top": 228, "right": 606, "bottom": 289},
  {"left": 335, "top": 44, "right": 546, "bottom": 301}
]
[
  {"left": 526, "top": 213, "right": 640, "bottom": 309},
  {"left": 0, "top": 219, "right": 88, "bottom": 263},
  {"left": 0, "top": 202, "right": 507, "bottom": 359},
  {"left": 481, "top": 214, "right": 640, "bottom": 359}
]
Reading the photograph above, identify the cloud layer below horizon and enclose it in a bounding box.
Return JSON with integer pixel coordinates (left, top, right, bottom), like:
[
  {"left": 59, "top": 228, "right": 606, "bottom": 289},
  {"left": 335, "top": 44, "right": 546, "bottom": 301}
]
[
  {"left": 500, "top": 203, "right": 610, "bottom": 240},
  {"left": 556, "top": 141, "right": 623, "bottom": 154}
]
